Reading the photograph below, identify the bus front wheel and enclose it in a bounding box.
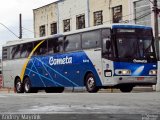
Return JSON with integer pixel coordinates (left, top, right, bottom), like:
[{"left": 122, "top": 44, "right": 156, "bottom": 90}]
[
  {"left": 119, "top": 85, "right": 133, "bottom": 93},
  {"left": 15, "top": 78, "right": 24, "bottom": 93},
  {"left": 85, "top": 73, "right": 99, "bottom": 93}
]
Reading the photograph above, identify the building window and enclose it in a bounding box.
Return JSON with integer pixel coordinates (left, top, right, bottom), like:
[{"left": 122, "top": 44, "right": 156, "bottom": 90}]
[
  {"left": 112, "top": 5, "right": 122, "bottom": 23},
  {"left": 63, "top": 19, "right": 70, "bottom": 32},
  {"left": 134, "top": 0, "right": 151, "bottom": 26},
  {"left": 76, "top": 14, "right": 85, "bottom": 29},
  {"left": 51, "top": 23, "right": 57, "bottom": 35},
  {"left": 94, "top": 11, "right": 103, "bottom": 26},
  {"left": 39, "top": 25, "right": 46, "bottom": 37}
]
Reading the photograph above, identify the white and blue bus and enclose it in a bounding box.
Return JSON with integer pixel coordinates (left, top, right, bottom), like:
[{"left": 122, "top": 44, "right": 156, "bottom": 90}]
[{"left": 2, "top": 24, "right": 157, "bottom": 93}]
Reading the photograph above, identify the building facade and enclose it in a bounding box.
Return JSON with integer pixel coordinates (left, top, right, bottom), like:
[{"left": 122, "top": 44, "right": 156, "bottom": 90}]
[
  {"left": 33, "top": 0, "right": 160, "bottom": 37},
  {"left": 129, "top": 0, "right": 160, "bottom": 36},
  {"left": 33, "top": 2, "right": 58, "bottom": 38},
  {"left": 89, "top": 0, "right": 130, "bottom": 27},
  {"left": 58, "top": 0, "right": 89, "bottom": 33}
]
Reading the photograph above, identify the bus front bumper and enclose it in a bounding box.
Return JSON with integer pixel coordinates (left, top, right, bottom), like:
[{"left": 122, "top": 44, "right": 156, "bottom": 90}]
[
  {"left": 114, "top": 76, "right": 157, "bottom": 85},
  {"left": 103, "top": 76, "right": 157, "bottom": 87}
]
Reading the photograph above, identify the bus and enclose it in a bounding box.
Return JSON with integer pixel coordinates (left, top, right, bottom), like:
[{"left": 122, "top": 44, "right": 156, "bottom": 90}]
[{"left": 2, "top": 24, "right": 157, "bottom": 93}]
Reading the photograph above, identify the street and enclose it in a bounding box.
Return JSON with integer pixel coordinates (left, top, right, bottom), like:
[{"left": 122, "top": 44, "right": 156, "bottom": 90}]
[{"left": 0, "top": 91, "right": 159, "bottom": 120}]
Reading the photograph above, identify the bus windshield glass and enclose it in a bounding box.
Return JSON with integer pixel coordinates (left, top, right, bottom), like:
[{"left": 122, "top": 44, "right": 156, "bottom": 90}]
[{"left": 114, "top": 28, "right": 156, "bottom": 60}]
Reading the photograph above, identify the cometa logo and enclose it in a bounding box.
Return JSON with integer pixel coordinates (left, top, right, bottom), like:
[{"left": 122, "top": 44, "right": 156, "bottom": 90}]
[
  {"left": 49, "top": 56, "right": 72, "bottom": 66},
  {"left": 133, "top": 59, "right": 147, "bottom": 63}
]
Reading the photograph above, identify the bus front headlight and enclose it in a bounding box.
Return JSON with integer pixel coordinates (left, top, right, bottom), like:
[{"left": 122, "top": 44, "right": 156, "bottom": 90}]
[
  {"left": 115, "top": 69, "right": 131, "bottom": 75},
  {"left": 149, "top": 70, "right": 157, "bottom": 75}
]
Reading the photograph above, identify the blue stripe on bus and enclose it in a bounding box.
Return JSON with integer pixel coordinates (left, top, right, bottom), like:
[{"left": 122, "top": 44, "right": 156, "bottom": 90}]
[
  {"left": 24, "top": 51, "right": 102, "bottom": 88},
  {"left": 26, "top": 68, "right": 63, "bottom": 86},
  {"left": 30, "top": 59, "right": 46, "bottom": 87}
]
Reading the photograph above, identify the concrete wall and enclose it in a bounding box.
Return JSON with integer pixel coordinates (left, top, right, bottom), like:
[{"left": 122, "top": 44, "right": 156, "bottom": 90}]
[
  {"left": 89, "top": 0, "right": 130, "bottom": 27},
  {"left": 58, "top": 0, "right": 89, "bottom": 33},
  {"left": 33, "top": 3, "right": 58, "bottom": 38},
  {"left": 33, "top": 0, "right": 130, "bottom": 36}
]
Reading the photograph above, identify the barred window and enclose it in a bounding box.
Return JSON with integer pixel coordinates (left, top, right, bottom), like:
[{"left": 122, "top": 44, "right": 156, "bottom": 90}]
[
  {"left": 51, "top": 23, "right": 57, "bottom": 35},
  {"left": 134, "top": 0, "right": 151, "bottom": 26},
  {"left": 39, "top": 25, "right": 45, "bottom": 37},
  {"left": 76, "top": 14, "right": 85, "bottom": 29},
  {"left": 94, "top": 11, "right": 103, "bottom": 26},
  {"left": 112, "top": 5, "right": 122, "bottom": 23},
  {"left": 63, "top": 19, "right": 70, "bottom": 32}
]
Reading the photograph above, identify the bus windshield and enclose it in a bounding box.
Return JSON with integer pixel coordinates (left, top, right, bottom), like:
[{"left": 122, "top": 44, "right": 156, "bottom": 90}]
[{"left": 114, "top": 28, "right": 156, "bottom": 61}]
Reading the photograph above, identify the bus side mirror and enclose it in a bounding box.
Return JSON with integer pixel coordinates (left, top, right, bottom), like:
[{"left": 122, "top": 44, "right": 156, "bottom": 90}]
[{"left": 106, "top": 40, "right": 111, "bottom": 50}]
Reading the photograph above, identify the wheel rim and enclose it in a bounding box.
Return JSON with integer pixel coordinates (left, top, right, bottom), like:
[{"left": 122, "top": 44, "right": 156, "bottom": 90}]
[
  {"left": 87, "top": 77, "right": 95, "bottom": 89},
  {"left": 25, "top": 81, "right": 30, "bottom": 92},
  {"left": 16, "top": 81, "right": 21, "bottom": 92}
]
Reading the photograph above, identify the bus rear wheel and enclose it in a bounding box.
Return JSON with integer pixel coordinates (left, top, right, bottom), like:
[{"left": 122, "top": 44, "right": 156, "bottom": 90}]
[
  {"left": 119, "top": 85, "right": 133, "bottom": 93},
  {"left": 24, "top": 77, "right": 38, "bottom": 93},
  {"left": 45, "top": 87, "right": 64, "bottom": 93},
  {"left": 85, "top": 73, "right": 99, "bottom": 93},
  {"left": 15, "top": 78, "right": 24, "bottom": 93}
]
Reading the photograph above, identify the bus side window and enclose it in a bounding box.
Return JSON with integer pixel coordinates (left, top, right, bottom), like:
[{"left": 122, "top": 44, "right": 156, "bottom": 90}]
[
  {"left": 20, "top": 44, "right": 27, "bottom": 58},
  {"left": 102, "top": 29, "right": 112, "bottom": 58},
  {"left": 48, "top": 37, "right": 63, "bottom": 54},
  {"left": 34, "top": 40, "right": 47, "bottom": 56},
  {"left": 2, "top": 47, "right": 9, "bottom": 60},
  {"left": 82, "top": 30, "right": 100, "bottom": 49},
  {"left": 10, "top": 45, "right": 21, "bottom": 59},
  {"left": 64, "top": 34, "right": 81, "bottom": 52},
  {"left": 26, "top": 42, "right": 33, "bottom": 57}
]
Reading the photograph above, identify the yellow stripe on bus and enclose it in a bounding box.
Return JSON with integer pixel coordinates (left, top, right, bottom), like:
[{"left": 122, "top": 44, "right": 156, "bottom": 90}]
[{"left": 20, "top": 40, "right": 45, "bottom": 81}]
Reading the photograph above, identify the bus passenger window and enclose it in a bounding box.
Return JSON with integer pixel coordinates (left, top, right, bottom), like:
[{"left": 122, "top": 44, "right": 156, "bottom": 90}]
[
  {"left": 26, "top": 42, "right": 33, "bottom": 57},
  {"left": 82, "top": 30, "right": 100, "bottom": 49},
  {"left": 48, "top": 37, "right": 63, "bottom": 54},
  {"left": 64, "top": 34, "right": 81, "bottom": 52},
  {"left": 2, "top": 47, "right": 9, "bottom": 60},
  {"left": 102, "top": 29, "right": 112, "bottom": 58},
  {"left": 34, "top": 40, "right": 47, "bottom": 56},
  {"left": 10, "top": 45, "right": 21, "bottom": 59},
  {"left": 20, "top": 44, "right": 27, "bottom": 58}
]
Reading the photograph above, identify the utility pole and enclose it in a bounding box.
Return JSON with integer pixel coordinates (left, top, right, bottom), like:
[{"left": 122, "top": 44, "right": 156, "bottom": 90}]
[
  {"left": 19, "top": 14, "right": 22, "bottom": 39},
  {"left": 153, "top": 0, "right": 160, "bottom": 91},
  {"left": 153, "top": 0, "right": 159, "bottom": 59}
]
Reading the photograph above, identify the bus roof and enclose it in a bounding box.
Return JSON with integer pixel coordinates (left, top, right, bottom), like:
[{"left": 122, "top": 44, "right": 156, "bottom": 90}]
[
  {"left": 3, "top": 23, "right": 152, "bottom": 47},
  {"left": 3, "top": 34, "right": 63, "bottom": 47},
  {"left": 63, "top": 23, "right": 152, "bottom": 35}
]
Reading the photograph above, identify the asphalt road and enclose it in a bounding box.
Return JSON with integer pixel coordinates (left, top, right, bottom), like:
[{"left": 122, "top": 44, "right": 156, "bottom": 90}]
[{"left": 0, "top": 92, "right": 159, "bottom": 120}]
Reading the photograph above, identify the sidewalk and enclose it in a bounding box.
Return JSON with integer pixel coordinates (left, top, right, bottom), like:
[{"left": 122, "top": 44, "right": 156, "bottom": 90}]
[{"left": 0, "top": 87, "right": 15, "bottom": 93}]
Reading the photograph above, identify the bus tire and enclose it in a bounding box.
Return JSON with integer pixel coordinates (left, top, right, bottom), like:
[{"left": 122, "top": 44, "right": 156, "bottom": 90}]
[
  {"left": 45, "top": 87, "right": 64, "bottom": 93},
  {"left": 119, "top": 85, "right": 133, "bottom": 93},
  {"left": 24, "top": 77, "right": 38, "bottom": 93},
  {"left": 15, "top": 78, "right": 24, "bottom": 93},
  {"left": 85, "top": 73, "right": 99, "bottom": 93}
]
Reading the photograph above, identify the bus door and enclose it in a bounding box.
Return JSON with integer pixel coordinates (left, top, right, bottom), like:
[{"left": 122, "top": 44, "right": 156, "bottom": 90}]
[{"left": 101, "top": 29, "right": 114, "bottom": 85}]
